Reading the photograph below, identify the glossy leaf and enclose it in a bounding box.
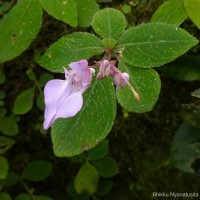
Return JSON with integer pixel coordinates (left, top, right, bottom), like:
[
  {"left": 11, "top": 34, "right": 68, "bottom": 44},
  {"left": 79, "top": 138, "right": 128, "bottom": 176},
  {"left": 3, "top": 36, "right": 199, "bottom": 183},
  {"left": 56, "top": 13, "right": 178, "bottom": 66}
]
[
  {"left": 184, "top": 0, "right": 200, "bottom": 29},
  {"left": 116, "top": 23, "right": 198, "bottom": 67},
  {"left": 117, "top": 63, "right": 161, "bottom": 112},
  {"left": 51, "top": 78, "right": 116, "bottom": 157},
  {"left": 13, "top": 87, "right": 35, "bottom": 115},
  {"left": 22, "top": 160, "right": 53, "bottom": 182},
  {"left": 92, "top": 157, "right": 119, "bottom": 177},
  {"left": 0, "top": 0, "right": 42, "bottom": 63},
  {"left": 151, "top": 0, "right": 187, "bottom": 26},
  {"left": 0, "top": 136, "right": 15, "bottom": 154},
  {"left": 38, "top": 0, "right": 77, "bottom": 27},
  {"left": 87, "top": 139, "right": 109, "bottom": 161},
  {"left": 0, "top": 156, "right": 9, "bottom": 179},
  {"left": 75, "top": 162, "right": 99, "bottom": 195},
  {"left": 40, "top": 32, "right": 103, "bottom": 72},
  {"left": 160, "top": 55, "right": 200, "bottom": 81},
  {"left": 76, "top": 0, "right": 99, "bottom": 27},
  {"left": 92, "top": 8, "right": 127, "bottom": 38},
  {"left": 0, "top": 117, "right": 19, "bottom": 136}
]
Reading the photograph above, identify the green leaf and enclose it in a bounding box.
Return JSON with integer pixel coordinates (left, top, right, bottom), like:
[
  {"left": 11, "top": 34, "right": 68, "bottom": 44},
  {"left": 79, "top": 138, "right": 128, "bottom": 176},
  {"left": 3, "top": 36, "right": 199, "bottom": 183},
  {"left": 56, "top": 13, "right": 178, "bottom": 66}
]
[
  {"left": 0, "top": 192, "right": 11, "bottom": 200},
  {"left": 92, "top": 8, "right": 127, "bottom": 38},
  {"left": 171, "top": 122, "right": 200, "bottom": 153},
  {"left": 39, "top": 32, "right": 103, "bottom": 72},
  {"left": 171, "top": 142, "right": 200, "bottom": 173},
  {"left": 51, "top": 78, "right": 116, "bottom": 157},
  {"left": 3, "top": 172, "right": 19, "bottom": 186},
  {"left": 0, "top": 156, "right": 9, "bottom": 179},
  {"left": 76, "top": 0, "right": 99, "bottom": 27},
  {"left": 97, "top": 179, "right": 113, "bottom": 195},
  {"left": 39, "top": 73, "right": 54, "bottom": 87},
  {"left": 0, "top": 108, "right": 7, "bottom": 118},
  {"left": 116, "top": 63, "right": 161, "bottom": 112},
  {"left": 36, "top": 92, "right": 44, "bottom": 111},
  {"left": 191, "top": 88, "right": 200, "bottom": 98},
  {"left": 22, "top": 160, "right": 53, "bottom": 182},
  {"left": 87, "top": 139, "right": 109, "bottom": 161},
  {"left": 0, "top": 0, "right": 42, "bottom": 63},
  {"left": 26, "top": 69, "right": 36, "bottom": 81},
  {"left": 13, "top": 87, "right": 35, "bottom": 115},
  {"left": 35, "top": 196, "right": 53, "bottom": 200},
  {"left": 0, "top": 117, "right": 19, "bottom": 136},
  {"left": 15, "top": 194, "right": 31, "bottom": 200},
  {"left": 0, "top": 71, "right": 5, "bottom": 84},
  {"left": 0, "top": 136, "right": 15, "bottom": 154},
  {"left": 151, "top": 0, "right": 187, "bottom": 26},
  {"left": 92, "top": 157, "right": 119, "bottom": 177},
  {"left": 159, "top": 55, "right": 200, "bottom": 81},
  {"left": 75, "top": 162, "right": 99, "bottom": 195},
  {"left": 38, "top": 0, "right": 77, "bottom": 27},
  {"left": 0, "top": 91, "right": 5, "bottom": 99},
  {"left": 116, "top": 23, "right": 198, "bottom": 67},
  {"left": 184, "top": 0, "right": 200, "bottom": 29},
  {"left": 68, "top": 153, "right": 85, "bottom": 163}
]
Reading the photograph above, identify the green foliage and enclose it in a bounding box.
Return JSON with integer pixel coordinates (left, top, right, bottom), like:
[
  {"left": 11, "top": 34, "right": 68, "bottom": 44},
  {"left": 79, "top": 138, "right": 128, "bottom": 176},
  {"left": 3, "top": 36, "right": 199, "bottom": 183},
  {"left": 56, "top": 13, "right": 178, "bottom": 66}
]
[
  {"left": 0, "top": 136, "right": 15, "bottom": 154},
  {"left": 171, "top": 122, "right": 200, "bottom": 173},
  {"left": 35, "top": 196, "right": 53, "bottom": 200},
  {"left": 92, "top": 157, "right": 119, "bottom": 177},
  {"left": 0, "top": 0, "right": 42, "bottom": 63},
  {"left": 0, "top": 156, "right": 9, "bottom": 180},
  {"left": 51, "top": 78, "right": 116, "bottom": 157},
  {"left": 184, "top": 0, "right": 200, "bottom": 29},
  {"left": 97, "top": 179, "right": 113, "bottom": 195},
  {"left": 76, "top": 0, "right": 99, "bottom": 27},
  {"left": 87, "top": 139, "right": 109, "bottom": 161},
  {"left": 38, "top": 0, "right": 77, "bottom": 27},
  {"left": 39, "top": 33, "right": 103, "bottom": 72},
  {"left": 22, "top": 160, "right": 53, "bottom": 182},
  {"left": 117, "top": 63, "right": 161, "bottom": 112},
  {"left": 75, "top": 162, "right": 99, "bottom": 195},
  {"left": 15, "top": 194, "right": 31, "bottom": 200},
  {"left": 191, "top": 88, "right": 200, "bottom": 98},
  {"left": 92, "top": 8, "right": 127, "bottom": 39},
  {"left": 116, "top": 23, "right": 198, "bottom": 67},
  {"left": 0, "top": 117, "right": 18, "bottom": 136},
  {"left": 13, "top": 88, "right": 35, "bottom": 115},
  {"left": 160, "top": 55, "right": 200, "bottom": 81},
  {"left": 151, "top": 0, "right": 187, "bottom": 25},
  {"left": 0, "top": 192, "right": 11, "bottom": 200}
]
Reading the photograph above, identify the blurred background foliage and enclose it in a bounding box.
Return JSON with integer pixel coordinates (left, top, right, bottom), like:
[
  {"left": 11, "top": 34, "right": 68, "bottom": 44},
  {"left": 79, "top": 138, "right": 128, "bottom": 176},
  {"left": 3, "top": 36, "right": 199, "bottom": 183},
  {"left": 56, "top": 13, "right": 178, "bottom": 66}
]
[{"left": 0, "top": 0, "right": 200, "bottom": 199}]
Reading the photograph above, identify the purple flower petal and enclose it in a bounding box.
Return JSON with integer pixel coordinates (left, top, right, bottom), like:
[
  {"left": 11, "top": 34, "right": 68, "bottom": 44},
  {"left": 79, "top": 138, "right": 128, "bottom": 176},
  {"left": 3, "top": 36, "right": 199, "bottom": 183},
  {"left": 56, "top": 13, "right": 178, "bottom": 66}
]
[{"left": 43, "top": 79, "right": 72, "bottom": 130}]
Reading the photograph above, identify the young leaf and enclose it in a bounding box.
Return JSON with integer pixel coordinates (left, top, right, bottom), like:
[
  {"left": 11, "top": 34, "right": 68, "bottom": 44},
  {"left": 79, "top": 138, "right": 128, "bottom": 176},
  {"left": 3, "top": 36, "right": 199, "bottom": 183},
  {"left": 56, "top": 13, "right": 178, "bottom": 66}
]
[
  {"left": 22, "top": 160, "right": 53, "bottom": 182},
  {"left": 0, "top": 0, "right": 42, "bottom": 63},
  {"left": 0, "top": 136, "right": 15, "bottom": 154},
  {"left": 184, "top": 0, "right": 200, "bottom": 29},
  {"left": 13, "top": 87, "right": 35, "bottom": 115},
  {"left": 76, "top": 0, "right": 99, "bottom": 27},
  {"left": 75, "top": 162, "right": 99, "bottom": 195},
  {"left": 51, "top": 78, "right": 116, "bottom": 157},
  {"left": 116, "top": 23, "right": 198, "bottom": 67},
  {"left": 0, "top": 117, "right": 19, "bottom": 136},
  {"left": 92, "top": 8, "right": 127, "bottom": 39},
  {"left": 0, "top": 156, "right": 9, "bottom": 179},
  {"left": 39, "top": 32, "right": 103, "bottom": 72},
  {"left": 159, "top": 55, "right": 200, "bottom": 81},
  {"left": 87, "top": 139, "right": 109, "bottom": 161},
  {"left": 151, "top": 0, "right": 187, "bottom": 26},
  {"left": 116, "top": 63, "right": 161, "bottom": 112},
  {"left": 92, "top": 157, "right": 119, "bottom": 177},
  {"left": 38, "top": 0, "right": 77, "bottom": 27}
]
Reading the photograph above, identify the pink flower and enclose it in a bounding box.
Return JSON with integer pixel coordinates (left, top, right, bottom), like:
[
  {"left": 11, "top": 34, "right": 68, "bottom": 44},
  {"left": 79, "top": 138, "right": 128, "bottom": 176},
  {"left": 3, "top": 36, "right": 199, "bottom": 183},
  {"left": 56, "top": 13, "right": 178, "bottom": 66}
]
[
  {"left": 97, "top": 60, "right": 140, "bottom": 100},
  {"left": 43, "top": 60, "right": 94, "bottom": 130}
]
